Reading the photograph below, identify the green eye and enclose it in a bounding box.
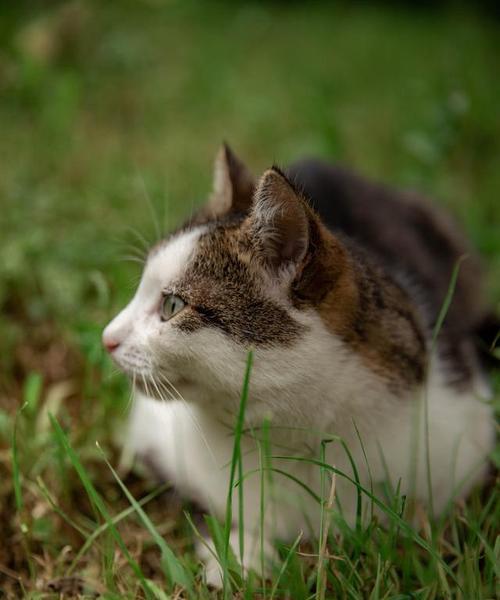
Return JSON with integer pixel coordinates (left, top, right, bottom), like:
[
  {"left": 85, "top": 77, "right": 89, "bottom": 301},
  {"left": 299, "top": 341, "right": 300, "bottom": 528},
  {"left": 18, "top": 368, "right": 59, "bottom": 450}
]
[{"left": 161, "top": 294, "right": 186, "bottom": 321}]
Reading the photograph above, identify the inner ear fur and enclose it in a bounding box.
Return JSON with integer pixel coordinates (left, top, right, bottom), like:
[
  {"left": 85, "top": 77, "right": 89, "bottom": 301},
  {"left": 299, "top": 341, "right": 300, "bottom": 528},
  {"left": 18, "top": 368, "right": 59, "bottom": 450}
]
[
  {"left": 247, "top": 167, "right": 311, "bottom": 271},
  {"left": 245, "top": 167, "right": 349, "bottom": 306},
  {"left": 207, "top": 143, "right": 255, "bottom": 218}
]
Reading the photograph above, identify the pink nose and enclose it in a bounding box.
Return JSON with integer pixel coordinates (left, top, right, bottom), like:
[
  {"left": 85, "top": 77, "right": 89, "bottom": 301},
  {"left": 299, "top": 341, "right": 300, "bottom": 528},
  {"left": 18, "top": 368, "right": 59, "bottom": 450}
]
[
  {"left": 104, "top": 340, "right": 120, "bottom": 353},
  {"left": 102, "top": 331, "right": 120, "bottom": 353}
]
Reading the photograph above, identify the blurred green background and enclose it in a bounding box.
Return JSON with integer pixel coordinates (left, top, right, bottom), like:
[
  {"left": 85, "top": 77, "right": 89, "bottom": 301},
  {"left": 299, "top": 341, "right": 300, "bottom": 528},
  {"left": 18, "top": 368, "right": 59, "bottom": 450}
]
[{"left": 0, "top": 1, "right": 499, "bottom": 595}]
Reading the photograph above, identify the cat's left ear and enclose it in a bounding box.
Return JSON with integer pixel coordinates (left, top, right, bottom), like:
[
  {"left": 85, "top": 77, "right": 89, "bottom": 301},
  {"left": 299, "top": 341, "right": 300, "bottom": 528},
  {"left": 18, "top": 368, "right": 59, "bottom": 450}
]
[
  {"left": 207, "top": 143, "right": 255, "bottom": 218},
  {"left": 247, "top": 167, "right": 310, "bottom": 273}
]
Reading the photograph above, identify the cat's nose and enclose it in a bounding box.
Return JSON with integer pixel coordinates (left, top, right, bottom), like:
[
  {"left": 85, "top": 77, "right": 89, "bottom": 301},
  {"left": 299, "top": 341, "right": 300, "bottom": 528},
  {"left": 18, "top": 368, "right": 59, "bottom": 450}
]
[
  {"left": 102, "top": 330, "right": 120, "bottom": 353},
  {"left": 104, "top": 339, "right": 120, "bottom": 353},
  {"left": 103, "top": 310, "right": 132, "bottom": 353}
]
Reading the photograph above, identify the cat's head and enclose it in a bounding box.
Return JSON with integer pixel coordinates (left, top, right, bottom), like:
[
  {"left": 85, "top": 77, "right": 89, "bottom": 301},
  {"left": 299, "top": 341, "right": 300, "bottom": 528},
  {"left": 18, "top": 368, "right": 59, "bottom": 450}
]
[{"left": 103, "top": 146, "right": 348, "bottom": 419}]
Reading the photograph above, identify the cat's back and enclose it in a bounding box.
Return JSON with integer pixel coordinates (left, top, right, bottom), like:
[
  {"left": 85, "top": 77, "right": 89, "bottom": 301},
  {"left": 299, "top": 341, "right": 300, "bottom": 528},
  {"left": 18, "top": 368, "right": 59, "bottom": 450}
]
[{"left": 287, "top": 158, "right": 487, "bottom": 340}]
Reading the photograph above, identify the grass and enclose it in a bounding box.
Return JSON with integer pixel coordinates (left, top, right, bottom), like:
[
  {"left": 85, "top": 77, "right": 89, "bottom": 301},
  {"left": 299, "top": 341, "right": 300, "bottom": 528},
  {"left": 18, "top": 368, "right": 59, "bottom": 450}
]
[{"left": 0, "top": 0, "right": 499, "bottom": 597}]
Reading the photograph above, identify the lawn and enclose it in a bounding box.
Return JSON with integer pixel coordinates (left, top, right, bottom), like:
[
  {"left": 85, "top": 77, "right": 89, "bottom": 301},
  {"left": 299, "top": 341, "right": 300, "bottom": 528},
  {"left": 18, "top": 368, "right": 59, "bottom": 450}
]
[{"left": 0, "top": 1, "right": 498, "bottom": 597}]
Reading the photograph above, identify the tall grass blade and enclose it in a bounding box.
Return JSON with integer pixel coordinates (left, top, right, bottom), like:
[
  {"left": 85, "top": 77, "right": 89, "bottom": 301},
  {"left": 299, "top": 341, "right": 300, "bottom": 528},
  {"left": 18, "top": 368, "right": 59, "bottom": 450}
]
[
  {"left": 339, "top": 438, "right": 363, "bottom": 532},
  {"left": 425, "top": 256, "right": 466, "bottom": 519},
  {"left": 238, "top": 423, "right": 245, "bottom": 569},
  {"left": 316, "top": 465, "right": 336, "bottom": 600},
  {"left": 12, "top": 402, "right": 28, "bottom": 512},
  {"left": 97, "top": 443, "right": 193, "bottom": 593},
  {"left": 23, "top": 372, "right": 43, "bottom": 417},
  {"left": 11, "top": 401, "right": 35, "bottom": 579},
  {"left": 271, "top": 454, "right": 462, "bottom": 591},
  {"left": 430, "top": 256, "right": 466, "bottom": 352},
  {"left": 270, "top": 531, "right": 303, "bottom": 600},
  {"left": 222, "top": 350, "right": 253, "bottom": 597},
  {"left": 353, "top": 419, "right": 375, "bottom": 522},
  {"left": 256, "top": 417, "right": 273, "bottom": 598},
  {"left": 49, "top": 414, "right": 153, "bottom": 598},
  {"left": 67, "top": 483, "right": 170, "bottom": 576},
  {"left": 236, "top": 467, "right": 321, "bottom": 505},
  {"left": 316, "top": 439, "right": 329, "bottom": 599},
  {"left": 36, "top": 476, "right": 89, "bottom": 538}
]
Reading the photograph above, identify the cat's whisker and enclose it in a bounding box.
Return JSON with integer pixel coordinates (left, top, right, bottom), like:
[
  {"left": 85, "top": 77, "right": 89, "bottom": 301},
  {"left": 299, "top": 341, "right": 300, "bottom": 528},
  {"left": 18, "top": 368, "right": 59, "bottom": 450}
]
[
  {"left": 156, "top": 371, "right": 186, "bottom": 403},
  {"left": 186, "top": 188, "right": 196, "bottom": 230},
  {"left": 140, "top": 372, "right": 152, "bottom": 399},
  {"left": 151, "top": 375, "right": 176, "bottom": 403},
  {"left": 110, "top": 235, "right": 148, "bottom": 261},
  {"left": 125, "top": 373, "right": 136, "bottom": 413},
  {"left": 115, "top": 238, "right": 148, "bottom": 258},
  {"left": 150, "top": 370, "right": 220, "bottom": 466},
  {"left": 157, "top": 379, "right": 180, "bottom": 404},
  {"left": 156, "top": 371, "right": 219, "bottom": 467},
  {"left": 124, "top": 226, "right": 152, "bottom": 254},
  {"left": 150, "top": 376, "right": 168, "bottom": 402},
  {"left": 119, "top": 255, "right": 146, "bottom": 265},
  {"left": 135, "top": 171, "right": 162, "bottom": 244},
  {"left": 162, "top": 188, "right": 173, "bottom": 241},
  {"left": 118, "top": 245, "right": 147, "bottom": 263},
  {"left": 101, "top": 364, "right": 123, "bottom": 382},
  {"left": 141, "top": 360, "right": 218, "bottom": 465}
]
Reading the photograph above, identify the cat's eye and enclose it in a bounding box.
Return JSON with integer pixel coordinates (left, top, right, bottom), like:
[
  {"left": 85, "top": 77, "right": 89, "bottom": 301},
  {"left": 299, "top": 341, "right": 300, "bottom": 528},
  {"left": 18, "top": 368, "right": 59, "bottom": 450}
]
[{"left": 161, "top": 294, "right": 186, "bottom": 321}]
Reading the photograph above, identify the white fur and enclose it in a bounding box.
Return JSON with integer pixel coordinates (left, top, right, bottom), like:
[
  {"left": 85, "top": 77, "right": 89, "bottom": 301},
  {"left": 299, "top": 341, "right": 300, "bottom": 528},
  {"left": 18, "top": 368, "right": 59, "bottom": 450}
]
[
  {"left": 102, "top": 227, "right": 205, "bottom": 380},
  {"left": 105, "top": 229, "right": 495, "bottom": 582}
]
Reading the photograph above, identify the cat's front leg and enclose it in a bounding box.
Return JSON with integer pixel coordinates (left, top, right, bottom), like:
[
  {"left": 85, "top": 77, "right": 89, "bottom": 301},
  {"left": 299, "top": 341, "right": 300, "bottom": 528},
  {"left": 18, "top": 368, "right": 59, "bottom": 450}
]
[
  {"left": 125, "top": 393, "right": 230, "bottom": 499},
  {"left": 126, "top": 393, "right": 281, "bottom": 586},
  {"left": 124, "top": 392, "right": 186, "bottom": 482},
  {"left": 196, "top": 527, "right": 278, "bottom": 588}
]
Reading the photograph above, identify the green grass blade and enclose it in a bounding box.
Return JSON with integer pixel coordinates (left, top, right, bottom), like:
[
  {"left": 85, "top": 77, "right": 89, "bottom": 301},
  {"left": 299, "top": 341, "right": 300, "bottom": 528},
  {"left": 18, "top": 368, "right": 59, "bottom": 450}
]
[
  {"left": 238, "top": 425, "right": 245, "bottom": 569},
  {"left": 223, "top": 350, "right": 253, "bottom": 597},
  {"left": 11, "top": 401, "right": 35, "bottom": 580},
  {"left": 430, "top": 256, "right": 466, "bottom": 352},
  {"left": 23, "top": 372, "right": 43, "bottom": 417},
  {"left": 36, "top": 475, "right": 89, "bottom": 538},
  {"left": 270, "top": 531, "right": 303, "bottom": 600},
  {"left": 466, "top": 520, "right": 500, "bottom": 582},
  {"left": 49, "top": 414, "right": 153, "bottom": 598},
  {"left": 352, "top": 419, "right": 375, "bottom": 522},
  {"left": 236, "top": 466, "right": 321, "bottom": 505},
  {"left": 12, "top": 402, "right": 28, "bottom": 512},
  {"left": 424, "top": 256, "right": 466, "bottom": 521},
  {"left": 316, "top": 439, "right": 330, "bottom": 600},
  {"left": 258, "top": 431, "right": 267, "bottom": 598},
  {"left": 67, "top": 483, "right": 170, "bottom": 576},
  {"left": 97, "top": 444, "right": 193, "bottom": 593},
  {"left": 339, "top": 438, "right": 363, "bottom": 532},
  {"left": 271, "top": 454, "right": 462, "bottom": 591}
]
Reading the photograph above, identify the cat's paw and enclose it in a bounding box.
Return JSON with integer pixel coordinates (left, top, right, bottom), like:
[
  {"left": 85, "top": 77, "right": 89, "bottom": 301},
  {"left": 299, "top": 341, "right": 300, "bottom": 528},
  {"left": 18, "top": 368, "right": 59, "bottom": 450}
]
[
  {"left": 196, "top": 529, "right": 277, "bottom": 589},
  {"left": 202, "top": 553, "right": 226, "bottom": 589}
]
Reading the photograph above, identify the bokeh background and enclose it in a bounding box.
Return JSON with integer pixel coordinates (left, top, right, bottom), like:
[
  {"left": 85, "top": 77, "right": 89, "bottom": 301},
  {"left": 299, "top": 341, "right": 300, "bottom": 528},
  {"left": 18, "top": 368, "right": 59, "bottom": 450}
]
[{"left": 0, "top": 1, "right": 499, "bottom": 596}]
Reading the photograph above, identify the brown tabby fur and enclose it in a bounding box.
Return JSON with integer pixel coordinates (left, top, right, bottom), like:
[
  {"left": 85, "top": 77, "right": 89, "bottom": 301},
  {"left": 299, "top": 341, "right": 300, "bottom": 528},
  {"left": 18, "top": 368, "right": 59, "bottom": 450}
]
[{"left": 154, "top": 146, "right": 497, "bottom": 393}]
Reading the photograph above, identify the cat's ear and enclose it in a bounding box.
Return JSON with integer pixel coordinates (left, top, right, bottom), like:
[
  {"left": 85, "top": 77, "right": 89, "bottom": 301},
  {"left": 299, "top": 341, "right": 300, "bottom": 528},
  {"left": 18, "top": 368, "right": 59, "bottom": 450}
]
[
  {"left": 248, "top": 167, "right": 309, "bottom": 272},
  {"left": 207, "top": 143, "right": 255, "bottom": 218}
]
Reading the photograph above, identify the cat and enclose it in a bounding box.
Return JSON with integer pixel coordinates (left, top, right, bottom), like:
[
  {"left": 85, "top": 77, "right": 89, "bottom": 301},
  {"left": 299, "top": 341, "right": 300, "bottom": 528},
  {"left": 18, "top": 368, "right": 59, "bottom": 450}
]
[{"left": 102, "top": 144, "right": 497, "bottom": 586}]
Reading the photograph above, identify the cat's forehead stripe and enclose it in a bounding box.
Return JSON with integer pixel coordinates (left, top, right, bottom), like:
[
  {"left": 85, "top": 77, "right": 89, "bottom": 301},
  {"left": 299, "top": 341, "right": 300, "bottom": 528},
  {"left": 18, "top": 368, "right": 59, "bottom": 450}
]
[{"left": 170, "top": 226, "right": 306, "bottom": 346}]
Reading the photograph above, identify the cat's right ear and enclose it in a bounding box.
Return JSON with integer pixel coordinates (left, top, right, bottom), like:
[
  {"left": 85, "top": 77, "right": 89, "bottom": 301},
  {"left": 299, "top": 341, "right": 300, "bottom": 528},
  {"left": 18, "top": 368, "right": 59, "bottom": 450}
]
[{"left": 207, "top": 143, "right": 255, "bottom": 218}]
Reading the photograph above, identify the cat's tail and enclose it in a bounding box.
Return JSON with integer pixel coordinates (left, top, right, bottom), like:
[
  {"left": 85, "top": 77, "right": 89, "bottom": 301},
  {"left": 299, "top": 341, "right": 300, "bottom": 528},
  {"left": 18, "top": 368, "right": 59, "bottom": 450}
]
[{"left": 475, "top": 312, "right": 500, "bottom": 370}]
